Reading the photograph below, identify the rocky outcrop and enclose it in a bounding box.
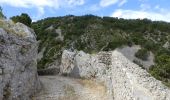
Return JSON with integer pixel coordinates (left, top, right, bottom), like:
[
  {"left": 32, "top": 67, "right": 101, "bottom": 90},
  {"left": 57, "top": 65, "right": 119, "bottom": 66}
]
[
  {"left": 60, "top": 50, "right": 170, "bottom": 100},
  {"left": 60, "top": 50, "right": 111, "bottom": 78},
  {"left": 0, "top": 19, "right": 40, "bottom": 100}
]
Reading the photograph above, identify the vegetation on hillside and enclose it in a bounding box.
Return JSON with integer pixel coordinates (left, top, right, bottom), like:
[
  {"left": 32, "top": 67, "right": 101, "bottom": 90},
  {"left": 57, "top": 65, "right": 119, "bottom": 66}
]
[
  {"left": 135, "top": 48, "right": 149, "bottom": 61},
  {"left": 150, "top": 51, "right": 170, "bottom": 87},
  {"left": 10, "top": 14, "right": 170, "bottom": 87}
]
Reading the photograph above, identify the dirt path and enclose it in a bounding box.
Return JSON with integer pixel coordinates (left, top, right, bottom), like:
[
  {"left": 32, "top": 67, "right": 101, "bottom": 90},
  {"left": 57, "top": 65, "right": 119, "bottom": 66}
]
[{"left": 33, "top": 75, "right": 111, "bottom": 100}]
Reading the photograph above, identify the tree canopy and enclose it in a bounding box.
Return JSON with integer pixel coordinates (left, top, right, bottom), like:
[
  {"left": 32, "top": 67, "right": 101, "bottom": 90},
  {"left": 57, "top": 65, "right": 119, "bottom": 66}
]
[
  {"left": 0, "top": 6, "right": 5, "bottom": 19},
  {"left": 10, "top": 13, "right": 32, "bottom": 27}
]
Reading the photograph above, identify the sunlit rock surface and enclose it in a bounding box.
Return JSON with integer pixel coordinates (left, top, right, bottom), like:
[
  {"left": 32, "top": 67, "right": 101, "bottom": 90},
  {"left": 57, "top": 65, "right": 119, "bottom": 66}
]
[
  {"left": 0, "top": 19, "right": 40, "bottom": 100},
  {"left": 60, "top": 50, "right": 170, "bottom": 100}
]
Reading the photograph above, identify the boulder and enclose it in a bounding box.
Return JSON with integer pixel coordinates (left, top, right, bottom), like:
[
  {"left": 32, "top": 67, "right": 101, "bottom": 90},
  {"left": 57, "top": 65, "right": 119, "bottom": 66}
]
[{"left": 0, "top": 19, "right": 40, "bottom": 100}]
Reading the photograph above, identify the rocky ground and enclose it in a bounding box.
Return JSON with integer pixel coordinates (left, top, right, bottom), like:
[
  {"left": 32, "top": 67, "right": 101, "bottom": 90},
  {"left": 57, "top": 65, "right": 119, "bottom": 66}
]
[{"left": 33, "top": 75, "right": 111, "bottom": 100}]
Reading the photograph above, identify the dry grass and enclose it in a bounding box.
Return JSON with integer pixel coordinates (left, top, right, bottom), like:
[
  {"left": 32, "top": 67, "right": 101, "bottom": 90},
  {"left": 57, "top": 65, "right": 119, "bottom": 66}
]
[
  {"left": 57, "top": 84, "right": 79, "bottom": 100},
  {"left": 58, "top": 79, "right": 109, "bottom": 100},
  {"left": 77, "top": 79, "right": 106, "bottom": 92},
  {"left": 76, "top": 79, "right": 108, "bottom": 100},
  {"left": 0, "top": 19, "right": 27, "bottom": 37}
]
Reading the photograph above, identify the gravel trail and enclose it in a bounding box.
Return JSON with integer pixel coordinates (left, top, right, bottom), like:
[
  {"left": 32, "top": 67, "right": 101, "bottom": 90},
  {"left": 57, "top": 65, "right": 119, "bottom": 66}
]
[{"left": 33, "top": 75, "right": 110, "bottom": 100}]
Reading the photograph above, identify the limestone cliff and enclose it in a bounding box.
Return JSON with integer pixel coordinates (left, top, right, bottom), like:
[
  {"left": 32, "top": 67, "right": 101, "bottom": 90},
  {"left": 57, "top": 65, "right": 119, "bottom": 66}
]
[
  {"left": 60, "top": 50, "right": 170, "bottom": 100},
  {"left": 0, "top": 19, "right": 40, "bottom": 100}
]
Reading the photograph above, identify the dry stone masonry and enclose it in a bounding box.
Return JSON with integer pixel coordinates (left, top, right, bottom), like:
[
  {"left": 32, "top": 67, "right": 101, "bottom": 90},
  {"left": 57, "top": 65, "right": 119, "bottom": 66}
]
[
  {"left": 60, "top": 50, "right": 170, "bottom": 100},
  {"left": 98, "top": 52, "right": 112, "bottom": 65},
  {"left": 111, "top": 51, "right": 170, "bottom": 100},
  {"left": 0, "top": 19, "right": 40, "bottom": 100}
]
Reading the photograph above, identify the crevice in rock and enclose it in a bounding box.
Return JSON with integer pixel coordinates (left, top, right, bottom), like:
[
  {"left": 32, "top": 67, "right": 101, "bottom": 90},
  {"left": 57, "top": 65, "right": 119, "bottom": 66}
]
[{"left": 3, "top": 83, "right": 11, "bottom": 100}]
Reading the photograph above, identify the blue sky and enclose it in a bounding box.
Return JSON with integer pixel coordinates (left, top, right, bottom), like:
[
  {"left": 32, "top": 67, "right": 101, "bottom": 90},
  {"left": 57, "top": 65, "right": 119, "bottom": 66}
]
[{"left": 0, "top": 0, "right": 170, "bottom": 22}]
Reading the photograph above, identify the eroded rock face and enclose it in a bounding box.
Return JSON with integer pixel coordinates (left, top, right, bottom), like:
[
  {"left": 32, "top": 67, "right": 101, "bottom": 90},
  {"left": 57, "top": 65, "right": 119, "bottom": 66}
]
[
  {"left": 60, "top": 50, "right": 111, "bottom": 79},
  {"left": 0, "top": 19, "right": 40, "bottom": 100},
  {"left": 60, "top": 50, "right": 170, "bottom": 100}
]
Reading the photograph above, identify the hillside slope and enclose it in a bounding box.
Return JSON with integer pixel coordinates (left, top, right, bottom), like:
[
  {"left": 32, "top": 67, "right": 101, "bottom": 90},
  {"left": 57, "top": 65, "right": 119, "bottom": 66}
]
[{"left": 31, "top": 15, "right": 170, "bottom": 86}]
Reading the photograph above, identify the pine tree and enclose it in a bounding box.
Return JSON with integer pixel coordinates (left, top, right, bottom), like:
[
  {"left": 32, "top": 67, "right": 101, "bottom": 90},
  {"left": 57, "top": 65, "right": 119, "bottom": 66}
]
[{"left": 0, "top": 6, "right": 5, "bottom": 19}]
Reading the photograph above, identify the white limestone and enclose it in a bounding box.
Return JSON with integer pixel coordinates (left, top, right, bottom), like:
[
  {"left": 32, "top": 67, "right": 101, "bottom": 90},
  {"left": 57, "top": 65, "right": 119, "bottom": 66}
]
[
  {"left": 60, "top": 50, "right": 170, "bottom": 100},
  {"left": 0, "top": 19, "right": 40, "bottom": 100}
]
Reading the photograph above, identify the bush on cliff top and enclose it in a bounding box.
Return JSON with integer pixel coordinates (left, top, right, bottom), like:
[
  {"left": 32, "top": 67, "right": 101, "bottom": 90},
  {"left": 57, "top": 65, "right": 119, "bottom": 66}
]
[{"left": 10, "top": 13, "right": 32, "bottom": 27}]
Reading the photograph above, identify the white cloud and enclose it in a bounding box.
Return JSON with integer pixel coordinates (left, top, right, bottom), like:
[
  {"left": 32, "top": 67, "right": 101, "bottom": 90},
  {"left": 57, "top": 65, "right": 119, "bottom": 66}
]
[
  {"left": 35, "top": 7, "right": 45, "bottom": 19},
  {"left": 0, "top": 0, "right": 85, "bottom": 8},
  {"left": 111, "top": 9, "right": 170, "bottom": 22},
  {"left": 89, "top": 4, "right": 101, "bottom": 12},
  {"left": 68, "top": 0, "right": 84, "bottom": 6},
  {"left": 100, "top": 0, "right": 118, "bottom": 7},
  {"left": 140, "top": 4, "right": 150, "bottom": 10},
  {"left": 118, "top": 0, "right": 127, "bottom": 7},
  {"left": 0, "top": 0, "right": 56, "bottom": 8},
  {"left": 154, "top": 5, "right": 160, "bottom": 9},
  {"left": 100, "top": 0, "right": 127, "bottom": 7},
  {"left": 110, "top": 1, "right": 170, "bottom": 22},
  {"left": 138, "top": 0, "right": 148, "bottom": 2},
  {"left": 0, "top": 0, "right": 85, "bottom": 19}
]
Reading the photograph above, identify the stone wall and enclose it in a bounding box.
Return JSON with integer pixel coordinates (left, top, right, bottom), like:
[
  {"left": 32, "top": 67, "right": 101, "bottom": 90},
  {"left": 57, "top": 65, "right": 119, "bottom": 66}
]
[
  {"left": 0, "top": 19, "right": 40, "bottom": 100},
  {"left": 111, "top": 51, "right": 170, "bottom": 100},
  {"left": 60, "top": 50, "right": 170, "bottom": 100}
]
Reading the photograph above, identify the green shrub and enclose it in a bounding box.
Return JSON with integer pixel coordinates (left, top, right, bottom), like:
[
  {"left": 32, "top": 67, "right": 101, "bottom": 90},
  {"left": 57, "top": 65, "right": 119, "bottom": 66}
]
[
  {"left": 143, "top": 40, "right": 157, "bottom": 51},
  {"left": 149, "top": 54, "right": 170, "bottom": 87},
  {"left": 135, "top": 48, "right": 149, "bottom": 61},
  {"left": 10, "top": 13, "right": 32, "bottom": 27}
]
